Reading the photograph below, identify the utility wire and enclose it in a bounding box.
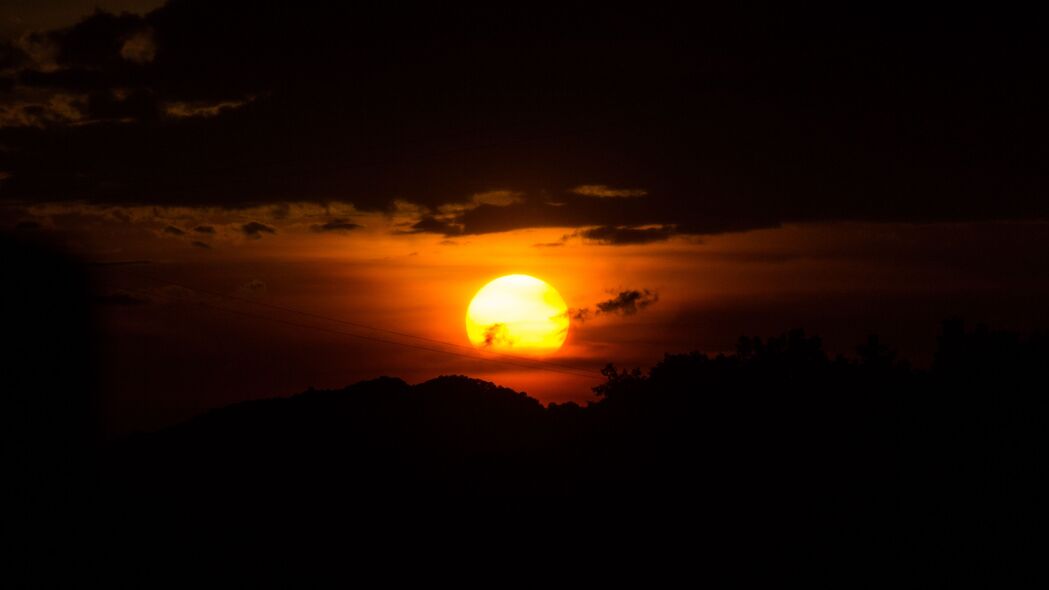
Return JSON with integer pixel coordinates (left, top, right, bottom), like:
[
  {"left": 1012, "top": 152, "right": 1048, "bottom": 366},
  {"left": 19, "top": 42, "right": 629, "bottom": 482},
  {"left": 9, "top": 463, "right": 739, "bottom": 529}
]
[
  {"left": 108, "top": 269, "right": 604, "bottom": 377},
  {"left": 115, "top": 284, "right": 602, "bottom": 380}
]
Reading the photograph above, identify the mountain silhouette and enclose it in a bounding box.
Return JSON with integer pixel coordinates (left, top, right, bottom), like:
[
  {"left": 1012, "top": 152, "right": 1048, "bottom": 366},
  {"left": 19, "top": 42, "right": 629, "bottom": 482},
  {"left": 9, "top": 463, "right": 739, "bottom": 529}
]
[
  {"left": 8, "top": 325, "right": 1045, "bottom": 583},
  {"left": 87, "top": 325, "right": 1045, "bottom": 546},
  {"left": 4, "top": 231, "right": 1044, "bottom": 581}
]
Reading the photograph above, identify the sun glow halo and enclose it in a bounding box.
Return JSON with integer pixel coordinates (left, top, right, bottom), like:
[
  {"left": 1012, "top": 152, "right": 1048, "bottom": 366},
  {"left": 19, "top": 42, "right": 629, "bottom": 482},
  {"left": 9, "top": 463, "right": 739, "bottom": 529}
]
[{"left": 465, "top": 274, "right": 569, "bottom": 355}]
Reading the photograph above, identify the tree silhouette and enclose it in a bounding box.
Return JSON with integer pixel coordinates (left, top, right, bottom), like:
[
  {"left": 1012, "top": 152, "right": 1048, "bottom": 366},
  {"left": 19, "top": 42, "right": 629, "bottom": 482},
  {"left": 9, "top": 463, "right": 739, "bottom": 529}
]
[{"left": 5, "top": 288, "right": 1045, "bottom": 582}]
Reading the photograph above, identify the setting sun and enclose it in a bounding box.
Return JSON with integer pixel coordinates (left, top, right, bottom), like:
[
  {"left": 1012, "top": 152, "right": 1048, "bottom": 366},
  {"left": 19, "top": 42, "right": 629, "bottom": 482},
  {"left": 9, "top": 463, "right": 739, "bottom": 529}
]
[{"left": 465, "top": 274, "right": 569, "bottom": 355}]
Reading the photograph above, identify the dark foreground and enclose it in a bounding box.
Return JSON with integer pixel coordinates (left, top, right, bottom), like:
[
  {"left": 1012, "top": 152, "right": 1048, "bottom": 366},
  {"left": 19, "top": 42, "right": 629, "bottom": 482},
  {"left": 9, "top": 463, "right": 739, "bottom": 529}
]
[{"left": 7, "top": 315, "right": 1047, "bottom": 583}]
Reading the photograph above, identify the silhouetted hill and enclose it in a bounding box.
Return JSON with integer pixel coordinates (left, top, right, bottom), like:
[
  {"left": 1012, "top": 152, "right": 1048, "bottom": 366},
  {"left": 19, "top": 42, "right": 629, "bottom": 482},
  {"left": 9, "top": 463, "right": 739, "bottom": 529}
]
[
  {"left": 8, "top": 317, "right": 1047, "bottom": 583},
  {"left": 108, "top": 374, "right": 555, "bottom": 499},
  {"left": 97, "top": 322, "right": 1046, "bottom": 517}
]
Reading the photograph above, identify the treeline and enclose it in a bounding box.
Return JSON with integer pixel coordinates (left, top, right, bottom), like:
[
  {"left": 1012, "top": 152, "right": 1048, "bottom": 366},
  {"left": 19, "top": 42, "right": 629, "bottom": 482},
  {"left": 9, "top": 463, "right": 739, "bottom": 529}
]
[{"left": 10, "top": 319, "right": 1046, "bottom": 582}]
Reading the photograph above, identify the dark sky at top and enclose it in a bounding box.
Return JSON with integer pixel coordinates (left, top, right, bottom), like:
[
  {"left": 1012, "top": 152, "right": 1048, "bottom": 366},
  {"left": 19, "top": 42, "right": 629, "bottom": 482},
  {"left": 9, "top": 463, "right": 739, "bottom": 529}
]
[{"left": 2, "top": 3, "right": 1046, "bottom": 239}]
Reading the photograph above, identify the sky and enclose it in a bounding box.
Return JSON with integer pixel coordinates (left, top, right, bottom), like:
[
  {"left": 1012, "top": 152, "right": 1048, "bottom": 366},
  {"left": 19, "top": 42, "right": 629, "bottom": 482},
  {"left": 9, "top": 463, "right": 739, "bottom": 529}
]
[{"left": 2, "top": 3, "right": 1047, "bottom": 434}]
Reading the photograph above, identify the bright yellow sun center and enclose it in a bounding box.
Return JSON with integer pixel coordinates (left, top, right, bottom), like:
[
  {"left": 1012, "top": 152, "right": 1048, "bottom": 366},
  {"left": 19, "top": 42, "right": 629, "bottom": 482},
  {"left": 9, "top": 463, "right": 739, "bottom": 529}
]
[{"left": 466, "top": 274, "right": 569, "bottom": 355}]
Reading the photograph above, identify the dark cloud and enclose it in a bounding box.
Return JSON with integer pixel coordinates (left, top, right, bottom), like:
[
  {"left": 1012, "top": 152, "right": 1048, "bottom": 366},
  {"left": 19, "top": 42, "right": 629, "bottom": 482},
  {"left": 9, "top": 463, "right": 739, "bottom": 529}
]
[
  {"left": 482, "top": 323, "right": 510, "bottom": 348},
  {"left": 46, "top": 9, "right": 145, "bottom": 69},
  {"left": 402, "top": 216, "right": 461, "bottom": 235},
  {"left": 162, "top": 224, "right": 184, "bottom": 235},
  {"left": 0, "top": 4, "right": 1046, "bottom": 235},
  {"left": 572, "top": 289, "right": 660, "bottom": 322},
  {"left": 596, "top": 290, "right": 659, "bottom": 316},
  {"left": 120, "top": 28, "right": 156, "bottom": 64},
  {"left": 455, "top": 200, "right": 638, "bottom": 235},
  {"left": 572, "top": 184, "right": 647, "bottom": 198},
  {"left": 577, "top": 225, "right": 677, "bottom": 245},
  {"left": 442, "top": 197, "right": 783, "bottom": 240},
  {"left": 15, "top": 220, "right": 40, "bottom": 230},
  {"left": 241, "top": 221, "right": 275, "bottom": 239},
  {"left": 191, "top": 240, "right": 210, "bottom": 249},
  {"left": 310, "top": 219, "right": 361, "bottom": 233},
  {"left": 193, "top": 225, "right": 214, "bottom": 234}
]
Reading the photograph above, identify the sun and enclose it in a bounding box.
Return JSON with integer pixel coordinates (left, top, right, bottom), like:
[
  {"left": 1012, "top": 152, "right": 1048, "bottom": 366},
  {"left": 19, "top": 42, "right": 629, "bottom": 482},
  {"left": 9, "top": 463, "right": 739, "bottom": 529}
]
[{"left": 466, "top": 274, "right": 569, "bottom": 355}]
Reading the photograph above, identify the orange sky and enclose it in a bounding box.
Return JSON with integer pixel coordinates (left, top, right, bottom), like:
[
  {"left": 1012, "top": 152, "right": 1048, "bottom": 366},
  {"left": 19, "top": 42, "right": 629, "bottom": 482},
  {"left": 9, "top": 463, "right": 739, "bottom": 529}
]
[{"left": 8, "top": 201, "right": 1046, "bottom": 434}]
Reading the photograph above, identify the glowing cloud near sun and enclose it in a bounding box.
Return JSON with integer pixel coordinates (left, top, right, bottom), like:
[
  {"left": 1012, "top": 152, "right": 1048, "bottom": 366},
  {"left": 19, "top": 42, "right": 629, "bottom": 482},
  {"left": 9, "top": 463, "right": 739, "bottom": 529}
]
[{"left": 466, "top": 274, "right": 569, "bottom": 355}]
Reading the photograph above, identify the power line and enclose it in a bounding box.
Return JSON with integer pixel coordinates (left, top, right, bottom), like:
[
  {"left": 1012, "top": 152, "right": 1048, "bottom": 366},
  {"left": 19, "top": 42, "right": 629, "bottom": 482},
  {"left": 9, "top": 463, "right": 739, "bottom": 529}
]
[
  {"left": 108, "top": 269, "right": 604, "bottom": 377},
  {"left": 115, "top": 285, "right": 602, "bottom": 381}
]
